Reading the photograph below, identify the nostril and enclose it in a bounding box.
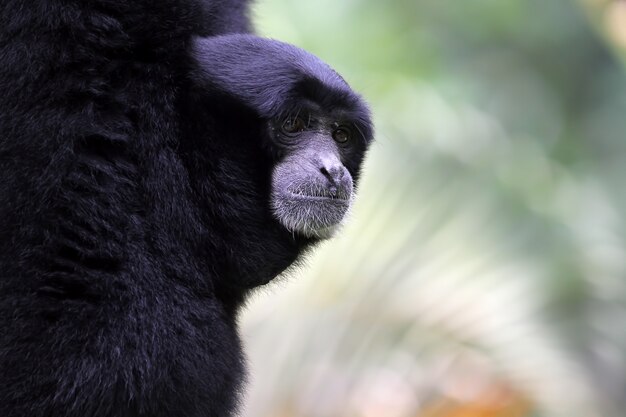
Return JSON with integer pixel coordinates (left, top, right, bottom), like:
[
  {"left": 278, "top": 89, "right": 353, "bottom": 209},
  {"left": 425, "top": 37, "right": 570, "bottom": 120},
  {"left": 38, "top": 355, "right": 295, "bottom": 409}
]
[
  {"left": 318, "top": 152, "right": 347, "bottom": 192},
  {"left": 319, "top": 165, "right": 331, "bottom": 180},
  {"left": 320, "top": 165, "right": 341, "bottom": 185},
  {"left": 317, "top": 162, "right": 351, "bottom": 199}
]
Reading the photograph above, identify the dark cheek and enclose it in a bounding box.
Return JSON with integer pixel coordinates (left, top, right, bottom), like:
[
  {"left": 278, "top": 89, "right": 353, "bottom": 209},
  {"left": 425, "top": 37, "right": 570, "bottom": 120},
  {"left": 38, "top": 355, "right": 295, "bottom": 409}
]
[
  {"left": 340, "top": 150, "right": 363, "bottom": 180},
  {"left": 271, "top": 148, "right": 287, "bottom": 162},
  {"left": 346, "top": 164, "right": 359, "bottom": 183},
  {"left": 269, "top": 135, "right": 305, "bottom": 163}
]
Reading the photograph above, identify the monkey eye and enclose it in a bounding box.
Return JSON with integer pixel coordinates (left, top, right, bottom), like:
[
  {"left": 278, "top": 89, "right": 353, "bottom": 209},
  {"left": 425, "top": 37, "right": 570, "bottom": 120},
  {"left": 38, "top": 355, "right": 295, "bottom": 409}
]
[
  {"left": 332, "top": 127, "right": 351, "bottom": 143},
  {"left": 281, "top": 116, "right": 306, "bottom": 134}
]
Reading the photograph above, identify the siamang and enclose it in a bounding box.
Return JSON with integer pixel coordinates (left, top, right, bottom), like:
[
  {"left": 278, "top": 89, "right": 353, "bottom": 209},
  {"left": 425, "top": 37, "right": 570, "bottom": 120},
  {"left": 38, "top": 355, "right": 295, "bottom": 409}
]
[{"left": 0, "top": 1, "right": 373, "bottom": 417}]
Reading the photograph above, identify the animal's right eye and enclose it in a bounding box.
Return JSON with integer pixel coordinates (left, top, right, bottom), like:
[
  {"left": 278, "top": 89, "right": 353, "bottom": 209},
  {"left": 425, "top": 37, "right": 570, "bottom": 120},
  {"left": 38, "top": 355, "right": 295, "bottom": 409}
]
[
  {"left": 281, "top": 117, "right": 306, "bottom": 134},
  {"left": 332, "top": 127, "right": 351, "bottom": 143}
]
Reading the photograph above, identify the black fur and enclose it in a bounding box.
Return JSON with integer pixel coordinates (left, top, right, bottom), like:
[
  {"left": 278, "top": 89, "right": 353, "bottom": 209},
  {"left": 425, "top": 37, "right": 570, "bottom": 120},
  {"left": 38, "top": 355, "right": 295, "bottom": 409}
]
[{"left": 0, "top": 2, "right": 372, "bottom": 417}]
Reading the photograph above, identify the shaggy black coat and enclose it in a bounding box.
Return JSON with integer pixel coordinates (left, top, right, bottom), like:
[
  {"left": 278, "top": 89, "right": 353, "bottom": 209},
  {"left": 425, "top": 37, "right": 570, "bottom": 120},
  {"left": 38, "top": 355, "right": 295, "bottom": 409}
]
[{"left": 0, "top": 1, "right": 371, "bottom": 416}]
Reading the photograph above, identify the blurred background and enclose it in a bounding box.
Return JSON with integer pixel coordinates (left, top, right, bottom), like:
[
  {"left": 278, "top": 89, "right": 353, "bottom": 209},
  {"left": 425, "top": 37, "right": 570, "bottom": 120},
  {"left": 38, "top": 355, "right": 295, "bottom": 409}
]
[{"left": 242, "top": 1, "right": 626, "bottom": 416}]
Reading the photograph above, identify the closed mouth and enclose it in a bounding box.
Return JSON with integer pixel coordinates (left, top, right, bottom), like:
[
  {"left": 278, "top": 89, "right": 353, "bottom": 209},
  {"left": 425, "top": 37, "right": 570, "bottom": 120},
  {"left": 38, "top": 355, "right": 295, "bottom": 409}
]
[{"left": 287, "top": 191, "right": 349, "bottom": 202}]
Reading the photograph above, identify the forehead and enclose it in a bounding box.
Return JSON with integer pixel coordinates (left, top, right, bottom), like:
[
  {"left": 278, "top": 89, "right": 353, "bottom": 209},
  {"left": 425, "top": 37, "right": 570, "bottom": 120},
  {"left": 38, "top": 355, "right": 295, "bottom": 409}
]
[{"left": 297, "top": 99, "right": 359, "bottom": 121}]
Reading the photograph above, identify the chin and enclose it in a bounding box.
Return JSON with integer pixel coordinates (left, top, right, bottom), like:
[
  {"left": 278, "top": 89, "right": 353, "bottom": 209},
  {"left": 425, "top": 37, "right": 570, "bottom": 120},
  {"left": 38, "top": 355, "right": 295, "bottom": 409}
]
[{"left": 271, "top": 190, "right": 351, "bottom": 239}]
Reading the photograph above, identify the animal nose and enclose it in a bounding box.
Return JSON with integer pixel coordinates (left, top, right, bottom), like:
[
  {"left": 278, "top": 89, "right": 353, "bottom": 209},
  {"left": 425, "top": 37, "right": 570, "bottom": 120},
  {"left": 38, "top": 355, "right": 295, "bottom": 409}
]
[
  {"left": 320, "top": 164, "right": 344, "bottom": 184},
  {"left": 319, "top": 154, "right": 346, "bottom": 195}
]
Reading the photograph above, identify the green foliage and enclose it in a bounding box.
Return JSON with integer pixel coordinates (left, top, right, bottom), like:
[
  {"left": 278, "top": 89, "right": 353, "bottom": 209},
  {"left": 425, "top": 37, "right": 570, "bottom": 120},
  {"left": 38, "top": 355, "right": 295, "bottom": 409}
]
[{"left": 243, "top": 1, "right": 626, "bottom": 416}]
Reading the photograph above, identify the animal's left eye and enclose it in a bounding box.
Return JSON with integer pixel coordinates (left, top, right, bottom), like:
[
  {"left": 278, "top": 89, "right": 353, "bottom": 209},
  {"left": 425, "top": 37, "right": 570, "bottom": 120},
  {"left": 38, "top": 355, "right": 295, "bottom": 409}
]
[
  {"left": 281, "top": 117, "right": 306, "bottom": 134},
  {"left": 332, "top": 127, "right": 351, "bottom": 143}
]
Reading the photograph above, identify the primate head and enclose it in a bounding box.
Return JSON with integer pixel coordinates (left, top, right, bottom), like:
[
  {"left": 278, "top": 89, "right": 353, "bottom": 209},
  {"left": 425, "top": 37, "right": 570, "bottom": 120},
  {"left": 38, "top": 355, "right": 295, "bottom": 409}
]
[{"left": 192, "top": 34, "right": 373, "bottom": 240}]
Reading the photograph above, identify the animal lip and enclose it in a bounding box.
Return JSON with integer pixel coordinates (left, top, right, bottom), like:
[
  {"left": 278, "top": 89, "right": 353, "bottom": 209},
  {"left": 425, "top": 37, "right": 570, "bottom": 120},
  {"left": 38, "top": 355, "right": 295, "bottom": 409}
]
[
  {"left": 287, "top": 190, "right": 348, "bottom": 202},
  {"left": 287, "top": 183, "right": 351, "bottom": 201}
]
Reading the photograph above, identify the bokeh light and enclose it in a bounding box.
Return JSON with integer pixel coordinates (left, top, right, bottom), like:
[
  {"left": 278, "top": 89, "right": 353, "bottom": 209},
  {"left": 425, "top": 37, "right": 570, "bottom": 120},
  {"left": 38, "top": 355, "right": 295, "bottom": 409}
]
[{"left": 242, "top": 1, "right": 626, "bottom": 416}]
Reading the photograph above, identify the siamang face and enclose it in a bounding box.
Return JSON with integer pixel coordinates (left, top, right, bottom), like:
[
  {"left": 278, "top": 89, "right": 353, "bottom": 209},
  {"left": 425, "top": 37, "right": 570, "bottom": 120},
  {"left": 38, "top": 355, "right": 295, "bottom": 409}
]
[{"left": 269, "top": 105, "right": 370, "bottom": 239}]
